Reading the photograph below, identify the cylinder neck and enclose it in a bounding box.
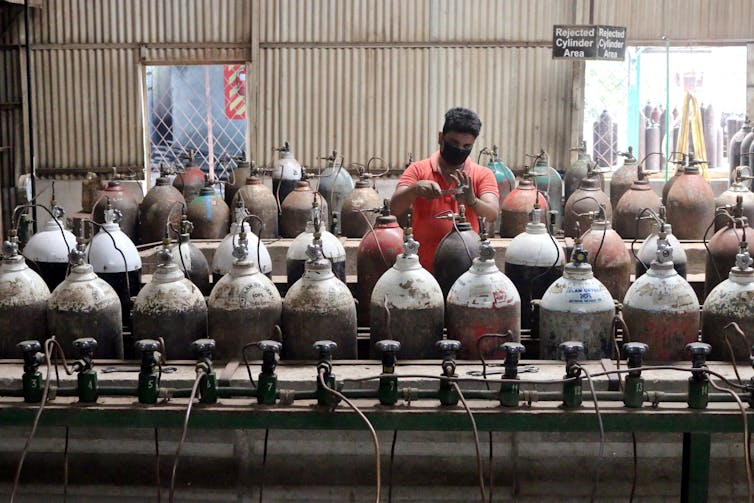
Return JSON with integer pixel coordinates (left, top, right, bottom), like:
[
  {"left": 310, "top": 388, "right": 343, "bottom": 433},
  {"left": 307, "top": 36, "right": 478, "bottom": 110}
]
[
  {"left": 563, "top": 262, "right": 594, "bottom": 279},
  {"left": 393, "top": 253, "right": 422, "bottom": 271}
]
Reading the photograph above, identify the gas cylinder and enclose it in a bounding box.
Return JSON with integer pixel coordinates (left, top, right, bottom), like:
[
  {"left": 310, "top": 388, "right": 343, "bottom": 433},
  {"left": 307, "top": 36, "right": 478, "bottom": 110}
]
[
  {"left": 645, "top": 125, "right": 661, "bottom": 173},
  {"left": 666, "top": 155, "right": 715, "bottom": 240},
  {"left": 538, "top": 240, "right": 615, "bottom": 360},
  {"left": 108, "top": 167, "right": 145, "bottom": 205},
  {"left": 340, "top": 161, "right": 383, "bottom": 238},
  {"left": 224, "top": 158, "right": 253, "bottom": 208},
  {"left": 137, "top": 175, "right": 185, "bottom": 245},
  {"left": 499, "top": 179, "right": 549, "bottom": 238},
  {"left": 212, "top": 200, "right": 272, "bottom": 283},
  {"left": 622, "top": 232, "right": 700, "bottom": 361},
  {"left": 169, "top": 213, "right": 211, "bottom": 296},
  {"left": 613, "top": 165, "right": 662, "bottom": 239},
  {"left": 729, "top": 119, "right": 749, "bottom": 177},
  {"left": 702, "top": 104, "right": 718, "bottom": 169},
  {"left": 85, "top": 201, "right": 142, "bottom": 329},
  {"left": 504, "top": 204, "right": 564, "bottom": 337},
  {"left": 172, "top": 150, "right": 206, "bottom": 203},
  {"left": 22, "top": 205, "right": 77, "bottom": 291},
  {"left": 609, "top": 147, "right": 639, "bottom": 212},
  {"left": 661, "top": 163, "right": 683, "bottom": 207},
  {"left": 714, "top": 168, "right": 754, "bottom": 231},
  {"left": 272, "top": 142, "right": 303, "bottom": 209},
  {"left": 279, "top": 175, "right": 329, "bottom": 238},
  {"left": 132, "top": 239, "right": 207, "bottom": 360},
  {"left": 564, "top": 140, "right": 598, "bottom": 204},
  {"left": 480, "top": 145, "right": 516, "bottom": 204},
  {"left": 563, "top": 171, "right": 612, "bottom": 238},
  {"left": 208, "top": 232, "right": 282, "bottom": 361},
  {"left": 530, "top": 151, "right": 563, "bottom": 231},
  {"left": 317, "top": 151, "right": 355, "bottom": 235},
  {"left": 741, "top": 125, "right": 754, "bottom": 171},
  {"left": 187, "top": 184, "right": 231, "bottom": 239},
  {"left": 702, "top": 243, "right": 754, "bottom": 361},
  {"left": 47, "top": 237, "right": 123, "bottom": 359},
  {"left": 356, "top": 201, "right": 404, "bottom": 325},
  {"left": 704, "top": 201, "right": 754, "bottom": 297},
  {"left": 635, "top": 215, "right": 687, "bottom": 279},
  {"left": 232, "top": 165, "right": 278, "bottom": 238},
  {"left": 286, "top": 217, "right": 345, "bottom": 287},
  {"left": 580, "top": 214, "right": 631, "bottom": 302},
  {"left": 282, "top": 239, "right": 357, "bottom": 359},
  {"left": 433, "top": 205, "right": 481, "bottom": 300},
  {"left": 446, "top": 223, "right": 521, "bottom": 360},
  {"left": 93, "top": 181, "right": 139, "bottom": 240},
  {"left": 0, "top": 234, "right": 50, "bottom": 357},
  {"left": 370, "top": 229, "right": 444, "bottom": 359}
]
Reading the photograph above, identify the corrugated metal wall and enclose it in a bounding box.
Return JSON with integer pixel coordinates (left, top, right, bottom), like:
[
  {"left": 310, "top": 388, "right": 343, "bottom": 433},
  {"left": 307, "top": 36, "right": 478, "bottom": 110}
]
[{"left": 0, "top": 48, "right": 22, "bottom": 234}]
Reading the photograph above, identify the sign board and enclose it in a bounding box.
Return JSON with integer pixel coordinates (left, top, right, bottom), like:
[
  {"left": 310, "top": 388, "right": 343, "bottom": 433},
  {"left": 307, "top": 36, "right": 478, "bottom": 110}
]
[
  {"left": 224, "top": 65, "right": 246, "bottom": 120},
  {"left": 552, "top": 25, "right": 626, "bottom": 60}
]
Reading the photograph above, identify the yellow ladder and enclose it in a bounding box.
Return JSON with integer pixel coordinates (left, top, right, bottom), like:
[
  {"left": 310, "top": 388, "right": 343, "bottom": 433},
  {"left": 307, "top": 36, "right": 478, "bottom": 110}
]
[{"left": 675, "top": 91, "right": 708, "bottom": 177}]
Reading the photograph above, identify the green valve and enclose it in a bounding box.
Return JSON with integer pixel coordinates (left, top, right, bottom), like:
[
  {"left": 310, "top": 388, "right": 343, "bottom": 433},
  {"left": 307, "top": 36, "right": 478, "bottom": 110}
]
[
  {"left": 623, "top": 342, "right": 648, "bottom": 408},
  {"left": 135, "top": 339, "right": 161, "bottom": 405},
  {"left": 314, "top": 340, "right": 340, "bottom": 407},
  {"left": 256, "top": 340, "right": 282, "bottom": 405},
  {"left": 560, "top": 341, "right": 584, "bottom": 409},
  {"left": 73, "top": 338, "right": 99, "bottom": 403},
  {"left": 686, "top": 342, "right": 711, "bottom": 410},
  {"left": 376, "top": 340, "right": 401, "bottom": 406},
  {"left": 17, "top": 340, "right": 44, "bottom": 404},
  {"left": 499, "top": 342, "right": 525, "bottom": 407},
  {"left": 257, "top": 373, "right": 278, "bottom": 405},
  {"left": 200, "top": 373, "right": 218, "bottom": 404},
  {"left": 77, "top": 371, "right": 99, "bottom": 403},
  {"left": 436, "top": 339, "right": 461, "bottom": 407},
  {"left": 192, "top": 339, "right": 218, "bottom": 404}
]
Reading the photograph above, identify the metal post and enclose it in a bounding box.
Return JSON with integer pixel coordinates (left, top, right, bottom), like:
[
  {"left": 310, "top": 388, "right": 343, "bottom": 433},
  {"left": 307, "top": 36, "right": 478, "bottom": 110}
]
[
  {"left": 24, "top": 0, "right": 37, "bottom": 231},
  {"left": 681, "top": 432, "right": 710, "bottom": 502}
]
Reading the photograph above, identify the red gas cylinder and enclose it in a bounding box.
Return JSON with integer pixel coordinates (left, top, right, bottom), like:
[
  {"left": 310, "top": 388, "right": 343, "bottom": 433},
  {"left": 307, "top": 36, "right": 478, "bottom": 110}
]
[
  {"left": 666, "top": 155, "right": 715, "bottom": 240},
  {"left": 580, "top": 214, "right": 632, "bottom": 302},
  {"left": 499, "top": 179, "right": 549, "bottom": 237},
  {"left": 172, "top": 150, "right": 207, "bottom": 203}
]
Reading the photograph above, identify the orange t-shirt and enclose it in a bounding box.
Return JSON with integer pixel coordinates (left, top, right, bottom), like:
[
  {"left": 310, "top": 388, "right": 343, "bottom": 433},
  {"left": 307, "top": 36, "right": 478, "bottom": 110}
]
[{"left": 398, "top": 151, "right": 499, "bottom": 272}]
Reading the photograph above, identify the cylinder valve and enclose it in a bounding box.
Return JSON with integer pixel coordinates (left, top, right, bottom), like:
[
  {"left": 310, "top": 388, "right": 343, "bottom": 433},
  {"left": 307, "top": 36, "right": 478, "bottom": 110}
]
[
  {"left": 17, "top": 340, "right": 45, "bottom": 403},
  {"left": 135, "top": 339, "right": 161, "bottom": 405},
  {"left": 313, "top": 340, "right": 340, "bottom": 407},
  {"left": 257, "top": 340, "right": 282, "bottom": 405},
  {"left": 622, "top": 342, "right": 648, "bottom": 408},
  {"left": 192, "top": 338, "right": 217, "bottom": 404},
  {"left": 436, "top": 339, "right": 462, "bottom": 406},
  {"left": 686, "top": 342, "right": 711, "bottom": 410},
  {"left": 559, "top": 341, "right": 584, "bottom": 408},
  {"left": 73, "top": 337, "right": 99, "bottom": 403},
  {"left": 499, "top": 342, "right": 525, "bottom": 407},
  {"left": 376, "top": 339, "right": 401, "bottom": 406}
]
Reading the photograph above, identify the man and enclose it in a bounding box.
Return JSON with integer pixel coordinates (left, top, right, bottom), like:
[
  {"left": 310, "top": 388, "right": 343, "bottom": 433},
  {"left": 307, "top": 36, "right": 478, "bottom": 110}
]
[{"left": 391, "top": 107, "right": 499, "bottom": 272}]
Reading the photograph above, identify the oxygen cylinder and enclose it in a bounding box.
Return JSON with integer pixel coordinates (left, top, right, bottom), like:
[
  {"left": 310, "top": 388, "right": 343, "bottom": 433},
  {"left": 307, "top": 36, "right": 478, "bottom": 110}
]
[
  {"left": 481, "top": 145, "right": 516, "bottom": 205},
  {"left": 714, "top": 168, "right": 754, "bottom": 231},
  {"left": 224, "top": 158, "right": 253, "bottom": 208},
  {"left": 170, "top": 213, "right": 212, "bottom": 296},
  {"left": 0, "top": 234, "right": 50, "bottom": 357},
  {"left": 623, "top": 233, "right": 700, "bottom": 361},
  {"left": 705, "top": 204, "right": 754, "bottom": 297},
  {"left": 564, "top": 140, "right": 598, "bottom": 204},
  {"left": 370, "top": 229, "right": 444, "bottom": 359},
  {"left": 208, "top": 232, "right": 282, "bottom": 361},
  {"left": 613, "top": 166, "right": 662, "bottom": 239},
  {"left": 702, "top": 104, "right": 718, "bottom": 168},
  {"left": 132, "top": 240, "right": 207, "bottom": 360},
  {"left": 609, "top": 147, "right": 639, "bottom": 213},
  {"left": 172, "top": 150, "right": 207, "bottom": 203},
  {"left": 232, "top": 165, "right": 279, "bottom": 239},
  {"left": 636, "top": 217, "right": 687, "bottom": 279},
  {"left": 702, "top": 244, "right": 754, "bottom": 361},
  {"left": 645, "top": 126, "right": 661, "bottom": 173},
  {"left": 446, "top": 223, "right": 521, "bottom": 360},
  {"left": 93, "top": 181, "right": 139, "bottom": 240},
  {"left": 48, "top": 238, "right": 123, "bottom": 359},
  {"left": 433, "top": 205, "right": 481, "bottom": 300},
  {"left": 666, "top": 156, "right": 715, "bottom": 239},
  {"left": 286, "top": 219, "right": 345, "bottom": 287},
  {"left": 530, "top": 152, "right": 563, "bottom": 231},
  {"left": 538, "top": 241, "right": 615, "bottom": 360},
  {"left": 187, "top": 184, "right": 231, "bottom": 239},
  {"left": 499, "top": 179, "right": 549, "bottom": 238},
  {"left": 85, "top": 201, "right": 142, "bottom": 329},
  {"left": 580, "top": 216, "right": 632, "bottom": 302},
  {"left": 356, "top": 202, "right": 404, "bottom": 325},
  {"left": 279, "top": 176, "right": 329, "bottom": 238},
  {"left": 137, "top": 175, "right": 185, "bottom": 245},
  {"left": 272, "top": 142, "right": 303, "bottom": 210},
  {"left": 212, "top": 200, "right": 272, "bottom": 283},
  {"left": 563, "top": 172, "right": 612, "bottom": 239},
  {"left": 661, "top": 160, "right": 684, "bottom": 206},
  {"left": 729, "top": 120, "right": 748, "bottom": 177},
  {"left": 282, "top": 239, "right": 357, "bottom": 359},
  {"left": 22, "top": 205, "right": 77, "bottom": 291},
  {"left": 504, "top": 204, "right": 564, "bottom": 337},
  {"left": 317, "top": 151, "right": 355, "bottom": 235},
  {"left": 341, "top": 161, "right": 383, "bottom": 238}
]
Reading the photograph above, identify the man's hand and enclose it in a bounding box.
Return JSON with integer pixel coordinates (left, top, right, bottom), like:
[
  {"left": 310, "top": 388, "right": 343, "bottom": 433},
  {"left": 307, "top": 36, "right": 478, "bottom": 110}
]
[
  {"left": 449, "top": 170, "right": 477, "bottom": 208},
  {"left": 412, "top": 180, "right": 443, "bottom": 199}
]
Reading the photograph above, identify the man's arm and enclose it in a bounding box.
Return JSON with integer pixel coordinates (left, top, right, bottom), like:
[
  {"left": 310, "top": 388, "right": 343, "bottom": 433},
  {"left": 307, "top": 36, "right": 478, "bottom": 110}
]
[
  {"left": 468, "top": 192, "right": 499, "bottom": 222},
  {"left": 390, "top": 181, "right": 443, "bottom": 217}
]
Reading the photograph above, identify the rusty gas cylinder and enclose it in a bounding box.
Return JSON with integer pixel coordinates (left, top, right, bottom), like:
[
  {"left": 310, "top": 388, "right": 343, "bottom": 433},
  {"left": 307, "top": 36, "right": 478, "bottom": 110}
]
[
  {"left": 169, "top": 215, "right": 212, "bottom": 296},
  {"left": 137, "top": 176, "right": 185, "bottom": 245},
  {"left": 446, "top": 224, "right": 521, "bottom": 360},
  {"left": 208, "top": 233, "right": 282, "bottom": 361},
  {"left": 282, "top": 240, "right": 357, "bottom": 359},
  {"left": 47, "top": 240, "right": 123, "bottom": 359},
  {"left": 433, "top": 205, "right": 481, "bottom": 300},
  {"left": 714, "top": 168, "right": 754, "bottom": 231},
  {"left": 356, "top": 202, "right": 404, "bottom": 326},
  {"left": 563, "top": 175, "right": 612, "bottom": 238},
  {"left": 187, "top": 185, "right": 230, "bottom": 239},
  {"left": 369, "top": 230, "right": 444, "bottom": 359},
  {"left": 661, "top": 157, "right": 685, "bottom": 206},
  {"left": 279, "top": 178, "right": 329, "bottom": 238},
  {"left": 93, "top": 181, "right": 139, "bottom": 240},
  {"left": 705, "top": 209, "right": 754, "bottom": 297},
  {"left": 623, "top": 234, "right": 700, "bottom": 361},
  {"left": 340, "top": 169, "right": 382, "bottom": 238},
  {"left": 636, "top": 218, "right": 686, "bottom": 279},
  {"left": 132, "top": 240, "right": 207, "bottom": 360},
  {"left": 538, "top": 242, "right": 615, "bottom": 360},
  {"left": 729, "top": 120, "right": 749, "bottom": 181},
  {"left": 666, "top": 158, "right": 715, "bottom": 240},
  {"left": 499, "top": 179, "right": 549, "bottom": 237},
  {"left": 564, "top": 140, "right": 599, "bottom": 204},
  {"left": 613, "top": 166, "right": 662, "bottom": 239},
  {"left": 609, "top": 147, "right": 639, "bottom": 212},
  {"left": 232, "top": 167, "right": 278, "bottom": 239},
  {"left": 224, "top": 159, "right": 253, "bottom": 208},
  {"left": 702, "top": 244, "right": 754, "bottom": 361},
  {"left": 0, "top": 235, "right": 50, "bottom": 357},
  {"left": 172, "top": 151, "right": 206, "bottom": 203},
  {"left": 504, "top": 204, "right": 564, "bottom": 338},
  {"left": 580, "top": 216, "right": 631, "bottom": 302}
]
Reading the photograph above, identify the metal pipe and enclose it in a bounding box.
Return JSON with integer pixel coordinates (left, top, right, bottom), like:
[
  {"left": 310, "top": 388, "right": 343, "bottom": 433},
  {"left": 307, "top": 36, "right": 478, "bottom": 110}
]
[{"left": 24, "top": 0, "right": 37, "bottom": 231}]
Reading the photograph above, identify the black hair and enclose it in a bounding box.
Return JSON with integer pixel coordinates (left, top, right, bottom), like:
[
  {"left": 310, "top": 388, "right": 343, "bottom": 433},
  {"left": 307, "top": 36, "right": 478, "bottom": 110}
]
[{"left": 442, "top": 107, "right": 482, "bottom": 137}]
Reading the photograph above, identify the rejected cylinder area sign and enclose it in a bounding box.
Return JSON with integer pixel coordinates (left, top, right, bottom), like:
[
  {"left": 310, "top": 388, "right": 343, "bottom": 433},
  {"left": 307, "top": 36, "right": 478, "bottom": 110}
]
[
  {"left": 552, "top": 25, "right": 626, "bottom": 60},
  {"left": 224, "top": 64, "right": 246, "bottom": 119}
]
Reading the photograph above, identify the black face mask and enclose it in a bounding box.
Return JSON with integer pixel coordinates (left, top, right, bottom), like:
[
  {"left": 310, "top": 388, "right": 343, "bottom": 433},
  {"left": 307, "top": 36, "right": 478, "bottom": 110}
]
[{"left": 440, "top": 139, "right": 472, "bottom": 166}]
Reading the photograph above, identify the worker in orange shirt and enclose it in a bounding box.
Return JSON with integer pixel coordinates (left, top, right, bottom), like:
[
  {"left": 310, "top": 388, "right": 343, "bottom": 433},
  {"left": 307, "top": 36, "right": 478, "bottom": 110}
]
[{"left": 391, "top": 107, "right": 500, "bottom": 272}]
